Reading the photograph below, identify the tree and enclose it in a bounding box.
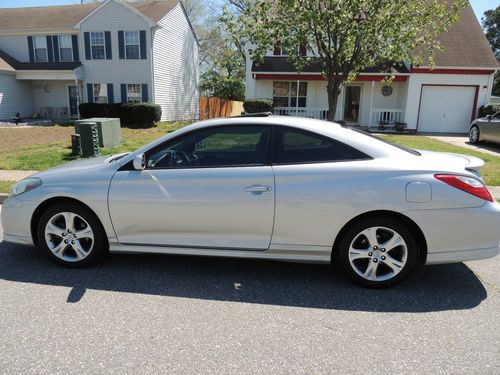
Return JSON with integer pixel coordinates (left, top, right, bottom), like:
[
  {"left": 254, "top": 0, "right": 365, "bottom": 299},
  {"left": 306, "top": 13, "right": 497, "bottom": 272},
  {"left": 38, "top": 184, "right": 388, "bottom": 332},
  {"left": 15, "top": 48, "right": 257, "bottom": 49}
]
[
  {"left": 231, "top": 0, "right": 466, "bottom": 121},
  {"left": 482, "top": 5, "right": 500, "bottom": 96}
]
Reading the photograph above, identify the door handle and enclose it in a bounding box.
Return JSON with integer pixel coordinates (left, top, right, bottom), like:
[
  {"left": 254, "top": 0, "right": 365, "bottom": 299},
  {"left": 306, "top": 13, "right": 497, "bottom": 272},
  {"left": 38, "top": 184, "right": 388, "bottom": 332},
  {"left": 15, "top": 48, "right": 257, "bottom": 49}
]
[{"left": 244, "top": 185, "right": 272, "bottom": 193}]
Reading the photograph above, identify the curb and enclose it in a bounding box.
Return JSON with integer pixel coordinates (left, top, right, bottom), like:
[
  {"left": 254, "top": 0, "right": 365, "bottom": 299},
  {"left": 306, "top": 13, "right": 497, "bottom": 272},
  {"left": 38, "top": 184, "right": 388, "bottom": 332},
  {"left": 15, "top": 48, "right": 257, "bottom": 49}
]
[{"left": 0, "top": 193, "right": 8, "bottom": 204}]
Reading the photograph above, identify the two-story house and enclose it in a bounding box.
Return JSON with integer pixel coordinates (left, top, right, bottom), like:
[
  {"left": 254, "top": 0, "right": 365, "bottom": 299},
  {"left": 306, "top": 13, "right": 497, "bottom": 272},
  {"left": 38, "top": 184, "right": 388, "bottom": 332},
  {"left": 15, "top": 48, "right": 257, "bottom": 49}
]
[
  {"left": 245, "top": 2, "right": 499, "bottom": 133},
  {"left": 0, "top": 0, "right": 199, "bottom": 122}
]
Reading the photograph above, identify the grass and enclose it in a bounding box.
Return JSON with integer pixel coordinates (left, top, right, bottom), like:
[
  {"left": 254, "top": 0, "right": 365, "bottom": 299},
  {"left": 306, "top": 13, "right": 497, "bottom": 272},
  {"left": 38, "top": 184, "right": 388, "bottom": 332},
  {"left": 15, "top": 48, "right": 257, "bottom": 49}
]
[
  {"left": 0, "top": 181, "right": 14, "bottom": 194},
  {"left": 0, "top": 122, "right": 189, "bottom": 171},
  {"left": 379, "top": 135, "right": 500, "bottom": 186}
]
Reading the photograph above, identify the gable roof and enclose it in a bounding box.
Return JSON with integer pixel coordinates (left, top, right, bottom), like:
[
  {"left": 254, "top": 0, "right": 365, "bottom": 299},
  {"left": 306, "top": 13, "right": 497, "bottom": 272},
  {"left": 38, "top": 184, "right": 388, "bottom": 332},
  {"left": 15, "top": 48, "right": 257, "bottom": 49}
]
[
  {"left": 0, "top": 0, "right": 180, "bottom": 33},
  {"left": 424, "top": 3, "right": 499, "bottom": 68}
]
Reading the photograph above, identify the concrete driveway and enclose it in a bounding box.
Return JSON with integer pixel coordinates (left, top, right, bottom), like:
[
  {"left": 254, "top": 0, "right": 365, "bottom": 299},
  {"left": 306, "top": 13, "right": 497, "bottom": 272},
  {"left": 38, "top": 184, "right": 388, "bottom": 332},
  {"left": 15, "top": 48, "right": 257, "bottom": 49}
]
[
  {"left": 428, "top": 135, "right": 500, "bottom": 156},
  {"left": 0, "top": 206, "right": 498, "bottom": 374}
]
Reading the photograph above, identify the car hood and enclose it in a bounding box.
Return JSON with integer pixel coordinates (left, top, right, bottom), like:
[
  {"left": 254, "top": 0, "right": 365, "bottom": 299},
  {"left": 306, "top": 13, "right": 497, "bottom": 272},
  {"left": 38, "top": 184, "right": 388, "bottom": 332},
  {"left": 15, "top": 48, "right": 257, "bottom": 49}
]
[
  {"left": 33, "top": 153, "right": 128, "bottom": 178},
  {"left": 416, "top": 150, "right": 485, "bottom": 174}
]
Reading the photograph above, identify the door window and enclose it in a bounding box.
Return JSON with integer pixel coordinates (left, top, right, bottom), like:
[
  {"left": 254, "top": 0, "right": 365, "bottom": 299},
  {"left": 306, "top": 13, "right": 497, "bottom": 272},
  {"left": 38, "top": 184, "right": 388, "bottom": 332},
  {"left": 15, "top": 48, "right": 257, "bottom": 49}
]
[
  {"left": 147, "top": 126, "right": 271, "bottom": 169},
  {"left": 273, "top": 127, "right": 370, "bottom": 164}
]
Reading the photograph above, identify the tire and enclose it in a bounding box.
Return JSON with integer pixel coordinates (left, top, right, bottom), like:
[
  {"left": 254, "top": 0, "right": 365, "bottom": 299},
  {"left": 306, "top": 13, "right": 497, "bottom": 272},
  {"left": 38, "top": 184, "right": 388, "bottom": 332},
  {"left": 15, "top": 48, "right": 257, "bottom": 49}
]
[
  {"left": 469, "top": 126, "right": 480, "bottom": 144},
  {"left": 337, "top": 218, "right": 418, "bottom": 288},
  {"left": 37, "top": 202, "right": 108, "bottom": 268}
]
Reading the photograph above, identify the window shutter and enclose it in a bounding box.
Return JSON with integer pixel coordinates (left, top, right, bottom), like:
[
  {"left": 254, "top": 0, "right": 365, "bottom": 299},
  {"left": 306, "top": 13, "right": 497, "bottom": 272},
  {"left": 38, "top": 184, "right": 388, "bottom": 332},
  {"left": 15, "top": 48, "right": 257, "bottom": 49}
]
[
  {"left": 46, "top": 36, "right": 54, "bottom": 62},
  {"left": 52, "top": 36, "right": 60, "bottom": 62},
  {"left": 273, "top": 42, "right": 281, "bottom": 56},
  {"left": 27, "top": 36, "right": 35, "bottom": 62},
  {"left": 87, "top": 83, "right": 94, "bottom": 103},
  {"left": 107, "top": 84, "right": 114, "bottom": 104},
  {"left": 118, "top": 31, "right": 125, "bottom": 60},
  {"left": 121, "top": 84, "right": 127, "bottom": 103},
  {"left": 105, "top": 31, "right": 112, "bottom": 60},
  {"left": 299, "top": 43, "right": 307, "bottom": 57},
  {"left": 140, "top": 30, "right": 147, "bottom": 59},
  {"left": 72, "top": 35, "right": 79, "bottom": 62},
  {"left": 84, "top": 32, "right": 91, "bottom": 60},
  {"left": 141, "top": 84, "right": 148, "bottom": 102}
]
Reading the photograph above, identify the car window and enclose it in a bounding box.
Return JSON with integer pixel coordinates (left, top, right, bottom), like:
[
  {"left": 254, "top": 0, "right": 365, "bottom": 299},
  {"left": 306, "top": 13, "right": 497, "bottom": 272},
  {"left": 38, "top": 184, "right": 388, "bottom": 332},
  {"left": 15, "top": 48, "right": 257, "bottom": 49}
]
[
  {"left": 147, "top": 126, "right": 271, "bottom": 169},
  {"left": 273, "top": 127, "right": 370, "bottom": 164}
]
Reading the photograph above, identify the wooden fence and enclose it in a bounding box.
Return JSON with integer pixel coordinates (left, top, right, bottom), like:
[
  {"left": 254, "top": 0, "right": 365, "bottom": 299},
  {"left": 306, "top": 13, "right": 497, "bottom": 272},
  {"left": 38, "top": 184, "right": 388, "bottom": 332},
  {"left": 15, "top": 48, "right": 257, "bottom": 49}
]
[{"left": 199, "top": 96, "right": 244, "bottom": 120}]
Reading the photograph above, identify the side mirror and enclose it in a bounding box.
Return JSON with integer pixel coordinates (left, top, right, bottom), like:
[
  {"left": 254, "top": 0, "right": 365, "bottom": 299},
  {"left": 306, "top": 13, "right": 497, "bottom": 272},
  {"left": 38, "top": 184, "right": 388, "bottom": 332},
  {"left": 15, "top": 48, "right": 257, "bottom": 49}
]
[{"left": 133, "top": 153, "right": 146, "bottom": 170}]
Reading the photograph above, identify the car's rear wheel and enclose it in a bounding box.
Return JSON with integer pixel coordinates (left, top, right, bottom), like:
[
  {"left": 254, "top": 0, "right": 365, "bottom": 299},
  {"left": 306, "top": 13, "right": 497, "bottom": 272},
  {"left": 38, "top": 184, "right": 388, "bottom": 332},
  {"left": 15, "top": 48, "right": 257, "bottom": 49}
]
[
  {"left": 37, "top": 203, "right": 108, "bottom": 267},
  {"left": 337, "top": 218, "right": 418, "bottom": 288},
  {"left": 469, "top": 126, "right": 480, "bottom": 144}
]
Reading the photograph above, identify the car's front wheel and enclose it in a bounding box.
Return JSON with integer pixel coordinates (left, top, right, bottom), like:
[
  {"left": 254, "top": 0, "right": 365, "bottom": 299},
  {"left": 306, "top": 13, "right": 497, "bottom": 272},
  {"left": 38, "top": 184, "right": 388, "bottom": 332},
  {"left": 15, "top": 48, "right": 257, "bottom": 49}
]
[
  {"left": 37, "top": 203, "right": 108, "bottom": 267},
  {"left": 337, "top": 218, "right": 418, "bottom": 288},
  {"left": 469, "top": 126, "right": 480, "bottom": 144}
]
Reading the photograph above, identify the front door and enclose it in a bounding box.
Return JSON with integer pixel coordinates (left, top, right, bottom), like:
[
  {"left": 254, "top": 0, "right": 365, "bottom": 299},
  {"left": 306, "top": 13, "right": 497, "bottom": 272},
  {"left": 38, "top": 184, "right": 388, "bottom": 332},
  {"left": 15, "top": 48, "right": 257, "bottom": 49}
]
[
  {"left": 108, "top": 125, "right": 275, "bottom": 250},
  {"left": 344, "top": 86, "right": 361, "bottom": 125},
  {"left": 67, "top": 86, "right": 79, "bottom": 118}
]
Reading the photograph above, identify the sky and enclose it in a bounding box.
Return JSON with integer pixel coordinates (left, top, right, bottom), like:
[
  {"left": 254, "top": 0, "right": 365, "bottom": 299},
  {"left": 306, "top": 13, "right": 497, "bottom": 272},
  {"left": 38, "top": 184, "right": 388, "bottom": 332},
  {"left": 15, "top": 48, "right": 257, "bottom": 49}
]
[{"left": 0, "top": 0, "right": 497, "bottom": 23}]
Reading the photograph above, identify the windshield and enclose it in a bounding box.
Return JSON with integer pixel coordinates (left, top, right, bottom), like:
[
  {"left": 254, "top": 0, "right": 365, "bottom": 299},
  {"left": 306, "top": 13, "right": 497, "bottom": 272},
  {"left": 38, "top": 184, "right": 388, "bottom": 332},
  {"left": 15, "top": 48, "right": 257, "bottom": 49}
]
[{"left": 348, "top": 128, "right": 421, "bottom": 156}]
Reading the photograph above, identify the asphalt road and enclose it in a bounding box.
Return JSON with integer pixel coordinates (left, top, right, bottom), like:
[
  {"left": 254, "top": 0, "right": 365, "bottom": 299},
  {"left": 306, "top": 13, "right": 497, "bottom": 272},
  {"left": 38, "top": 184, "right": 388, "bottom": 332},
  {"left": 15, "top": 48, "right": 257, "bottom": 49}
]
[{"left": 0, "top": 207, "right": 498, "bottom": 374}]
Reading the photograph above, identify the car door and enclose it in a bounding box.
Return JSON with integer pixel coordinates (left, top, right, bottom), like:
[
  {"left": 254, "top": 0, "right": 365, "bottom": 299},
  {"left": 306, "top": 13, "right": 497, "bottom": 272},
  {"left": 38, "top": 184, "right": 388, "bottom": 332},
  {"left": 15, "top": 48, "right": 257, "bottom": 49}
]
[{"left": 108, "top": 125, "right": 275, "bottom": 250}]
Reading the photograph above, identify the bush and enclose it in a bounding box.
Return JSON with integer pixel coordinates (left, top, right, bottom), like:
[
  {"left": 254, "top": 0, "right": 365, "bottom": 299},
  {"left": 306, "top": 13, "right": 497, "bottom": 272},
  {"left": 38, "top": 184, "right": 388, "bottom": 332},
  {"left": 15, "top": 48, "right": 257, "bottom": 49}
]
[
  {"left": 478, "top": 105, "right": 500, "bottom": 118},
  {"left": 78, "top": 102, "right": 162, "bottom": 128},
  {"left": 243, "top": 99, "right": 273, "bottom": 113}
]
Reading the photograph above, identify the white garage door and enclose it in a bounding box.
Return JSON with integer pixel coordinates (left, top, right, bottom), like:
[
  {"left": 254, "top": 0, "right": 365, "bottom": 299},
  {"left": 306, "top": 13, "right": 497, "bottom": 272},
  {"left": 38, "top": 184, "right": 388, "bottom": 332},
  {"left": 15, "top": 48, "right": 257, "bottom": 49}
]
[{"left": 418, "top": 86, "right": 476, "bottom": 133}]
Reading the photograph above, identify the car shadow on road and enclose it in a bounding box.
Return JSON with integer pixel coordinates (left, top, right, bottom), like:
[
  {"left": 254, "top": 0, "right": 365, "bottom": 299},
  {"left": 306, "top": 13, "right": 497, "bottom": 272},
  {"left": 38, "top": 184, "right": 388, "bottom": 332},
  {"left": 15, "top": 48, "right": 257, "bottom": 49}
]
[{"left": 0, "top": 242, "right": 488, "bottom": 312}]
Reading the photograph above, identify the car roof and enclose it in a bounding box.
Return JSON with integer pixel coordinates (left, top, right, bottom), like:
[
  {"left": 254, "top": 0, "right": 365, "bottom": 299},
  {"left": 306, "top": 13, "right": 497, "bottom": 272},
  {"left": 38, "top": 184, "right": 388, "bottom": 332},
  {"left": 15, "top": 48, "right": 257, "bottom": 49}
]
[{"left": 130, "top": 116, "right": 413, "bottom": 160}]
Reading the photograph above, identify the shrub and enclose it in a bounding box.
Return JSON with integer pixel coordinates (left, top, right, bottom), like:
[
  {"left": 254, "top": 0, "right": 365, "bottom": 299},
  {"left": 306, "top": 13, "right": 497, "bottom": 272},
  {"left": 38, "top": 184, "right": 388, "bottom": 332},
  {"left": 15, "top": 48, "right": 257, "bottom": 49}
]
[
  {"left": 78, "top": 102, "right": 162, "bottom": 128},
  {"left": 478, "top": 105, "right": 500, "bottom": 118},
  {"left": 243, "top": 99, "right": 273, "bottom": 113}
]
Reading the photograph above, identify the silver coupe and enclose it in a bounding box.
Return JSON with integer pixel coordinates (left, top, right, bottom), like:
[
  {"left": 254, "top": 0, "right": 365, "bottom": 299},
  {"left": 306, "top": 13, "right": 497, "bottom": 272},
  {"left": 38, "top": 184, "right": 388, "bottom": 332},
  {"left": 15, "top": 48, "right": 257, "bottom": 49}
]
[
  {"left": 469, "top": 111, "right": 500, "bottom": 145},
  {"left": 2, "top": 115, "right": 499, "bottom": 287}
]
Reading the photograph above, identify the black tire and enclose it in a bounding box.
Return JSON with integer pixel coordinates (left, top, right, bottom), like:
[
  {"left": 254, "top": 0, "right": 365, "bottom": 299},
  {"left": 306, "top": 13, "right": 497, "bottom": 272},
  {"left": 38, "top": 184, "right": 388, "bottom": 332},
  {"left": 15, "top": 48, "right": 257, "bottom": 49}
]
[
  {"left": 337, "top": 217, "right": 418, "bottom": 288},
  {"left": 37, "top": 202, "right": 108, "bottom": 268},
  {"left": 469, "top": 126, "right": 480, "bottom": 144}
]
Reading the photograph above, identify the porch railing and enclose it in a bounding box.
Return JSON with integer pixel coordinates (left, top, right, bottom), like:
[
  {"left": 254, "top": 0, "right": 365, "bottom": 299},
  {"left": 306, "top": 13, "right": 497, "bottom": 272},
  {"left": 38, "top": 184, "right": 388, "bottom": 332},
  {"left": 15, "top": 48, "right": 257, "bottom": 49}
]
[
  {"left": 273, "top": 107, "right": 329, "bottom": 120},
  {"left": 370, "top": 109, "right": 403, "bottom": 127}
]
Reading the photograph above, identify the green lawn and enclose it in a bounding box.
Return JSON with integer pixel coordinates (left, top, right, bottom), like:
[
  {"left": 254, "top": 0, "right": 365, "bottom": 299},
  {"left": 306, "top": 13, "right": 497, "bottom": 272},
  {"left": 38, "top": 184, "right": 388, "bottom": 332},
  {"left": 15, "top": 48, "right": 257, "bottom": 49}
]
[
  {"left": 0, "top": 181, "right": 14, "bottom": 194},
  {"left": 379, "top": 135, "right": 500, "bottom": 186}
]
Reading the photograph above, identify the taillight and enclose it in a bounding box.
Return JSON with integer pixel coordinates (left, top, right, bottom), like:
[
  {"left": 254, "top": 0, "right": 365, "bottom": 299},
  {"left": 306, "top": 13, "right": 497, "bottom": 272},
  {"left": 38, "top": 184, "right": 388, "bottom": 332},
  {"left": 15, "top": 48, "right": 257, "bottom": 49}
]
[{"left": 434, "top": 174, "right": 493, "bottom": 202}]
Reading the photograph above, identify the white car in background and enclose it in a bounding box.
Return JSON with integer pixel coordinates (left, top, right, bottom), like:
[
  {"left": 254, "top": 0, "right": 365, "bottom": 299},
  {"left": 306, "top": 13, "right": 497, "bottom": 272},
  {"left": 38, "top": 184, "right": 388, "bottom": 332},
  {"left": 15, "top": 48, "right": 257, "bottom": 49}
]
[{"left": 2, "top": 115, "right": 499, "bottom": 288}]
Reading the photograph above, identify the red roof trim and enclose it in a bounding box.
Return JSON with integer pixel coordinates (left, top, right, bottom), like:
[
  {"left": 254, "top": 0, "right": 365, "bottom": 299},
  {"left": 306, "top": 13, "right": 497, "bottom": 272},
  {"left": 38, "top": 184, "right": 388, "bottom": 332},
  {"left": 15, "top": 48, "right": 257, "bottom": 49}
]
[
  {"left": 411, "top": 68, "right": 495, "bottom": 75},
  {"left": 254, "top": 74, "right": 408, "bottom": 82}
]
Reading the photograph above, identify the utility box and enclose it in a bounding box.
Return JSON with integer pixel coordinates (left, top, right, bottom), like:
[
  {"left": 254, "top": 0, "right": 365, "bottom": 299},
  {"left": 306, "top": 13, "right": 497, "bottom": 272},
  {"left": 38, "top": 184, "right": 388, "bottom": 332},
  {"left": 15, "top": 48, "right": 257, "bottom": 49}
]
[
  {"left": 78, "top": 122, "right": 100, "bottom": 158},
  {"left": 75, "top": 118, "right": 121, "bottom": 148},
  {"left": 71, "top": 134, "right": 81, "bottom": 157}
]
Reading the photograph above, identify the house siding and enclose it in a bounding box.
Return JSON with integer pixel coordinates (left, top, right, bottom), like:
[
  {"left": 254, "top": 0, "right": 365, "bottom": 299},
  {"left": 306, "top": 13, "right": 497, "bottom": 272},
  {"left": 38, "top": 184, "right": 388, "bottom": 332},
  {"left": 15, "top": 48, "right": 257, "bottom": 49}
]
[
  {"left": 0, "top": 35, "right": 30, "bottom": 62},
  {"left": 79, "top": 0, "right": 153, "bottom": 104},
  {"left": 0, "top": 72, "right": 34, "bottom": 119},
  {"left": 32, "top": 80, "right": 74, "bottom": 114},
  {"left": 152, "top": 3, "right": 199, "bottom": 121}
]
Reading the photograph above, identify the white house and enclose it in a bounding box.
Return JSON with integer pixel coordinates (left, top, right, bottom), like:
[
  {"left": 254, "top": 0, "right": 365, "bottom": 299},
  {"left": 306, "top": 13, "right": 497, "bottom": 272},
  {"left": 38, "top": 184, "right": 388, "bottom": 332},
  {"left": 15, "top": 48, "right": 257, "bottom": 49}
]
[
  {"left": 245, "top": 3, "right": 500, "bottom": 133},
  {"left": 0, "top": 0, "right": 199, "bottom": 122}
]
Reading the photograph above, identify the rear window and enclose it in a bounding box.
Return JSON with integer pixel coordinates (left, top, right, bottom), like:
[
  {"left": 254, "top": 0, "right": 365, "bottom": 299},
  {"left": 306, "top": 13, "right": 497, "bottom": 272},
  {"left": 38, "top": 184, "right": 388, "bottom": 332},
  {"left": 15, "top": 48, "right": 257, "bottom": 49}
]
[{"left": 348, "top": 128, "right": 421, "bottom": 156}]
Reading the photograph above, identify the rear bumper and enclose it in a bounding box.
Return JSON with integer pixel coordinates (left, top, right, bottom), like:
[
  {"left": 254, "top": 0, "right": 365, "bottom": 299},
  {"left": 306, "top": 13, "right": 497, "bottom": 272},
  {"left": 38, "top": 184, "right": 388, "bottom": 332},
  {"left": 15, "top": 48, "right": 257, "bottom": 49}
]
[{"left": 405, "top": 202, "right": 500, "bottom": 265}]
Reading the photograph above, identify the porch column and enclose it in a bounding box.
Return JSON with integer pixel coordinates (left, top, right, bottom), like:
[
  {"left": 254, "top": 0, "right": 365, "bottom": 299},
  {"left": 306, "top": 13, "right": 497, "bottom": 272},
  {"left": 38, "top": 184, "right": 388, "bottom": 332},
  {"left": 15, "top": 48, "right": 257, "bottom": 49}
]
[{"left": 369, "top": 81, "right": 374, "bottom": 127}]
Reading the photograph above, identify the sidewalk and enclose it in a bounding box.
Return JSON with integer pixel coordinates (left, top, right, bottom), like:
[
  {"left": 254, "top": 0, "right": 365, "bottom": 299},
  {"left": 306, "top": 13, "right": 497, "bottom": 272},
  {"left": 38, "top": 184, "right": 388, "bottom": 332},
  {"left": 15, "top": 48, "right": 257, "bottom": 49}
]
[{"left": 0, "top": 170, "right": 38, "bottom": 181}]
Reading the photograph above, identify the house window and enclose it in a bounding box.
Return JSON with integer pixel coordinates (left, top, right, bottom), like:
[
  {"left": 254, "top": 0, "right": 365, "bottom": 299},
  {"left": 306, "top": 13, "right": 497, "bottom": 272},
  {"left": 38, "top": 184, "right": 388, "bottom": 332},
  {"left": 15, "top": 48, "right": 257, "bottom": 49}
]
[
  {"left": 273, "top": 82, "right": 307, "bottom": 108},
  {"left": 90, "top": 32, "right": 105, "bottom": 60},
  {"left": 273, "top": 43, "right": 288, "bottom": 56},
  {"left": 93, "top": 83, "right": 108, "bottom": 104},
  {"left": 127, "top": 84, "right": 142, "bottom": 103},
  {"left": 125, "top": 31, "right": 140, "bottom": 59},
  {"left": 33, "top": 36, "right": 48, "bottom": 62},
  {"left": 58, "top": 35, "right": 73, "bottom": 62}
]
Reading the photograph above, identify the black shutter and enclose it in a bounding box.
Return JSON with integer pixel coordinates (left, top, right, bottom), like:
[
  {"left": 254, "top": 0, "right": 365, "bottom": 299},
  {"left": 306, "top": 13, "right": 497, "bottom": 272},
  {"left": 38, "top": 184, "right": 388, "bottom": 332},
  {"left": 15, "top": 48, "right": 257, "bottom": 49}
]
[
  {"left": 140, "top": 30, "right": 147, "bottom": 59},
  {"left": 118, "top": 31, "right": 125, "bottom": 59},
  {"left": 52, "top": 36, "right": 60, "bottom": 62},
  {"left": 87, "top": 83, "right": 94, "bottom": 103},
  {"left": 72, "top": 35, "right": 79, "bottom": 62},
  {"left": 46, "top": 36, "right": 54, "bottom": 62},
  {"left": 27, "top": 36, "right": 34, "bottom": 62},
  {"left": 84, "top": 32, "right": 91, "bottom": 60},
  {"left": 121, "top": 84, "right": 127, "bottom": 103},
  {"left": 141, "top": 84, "right": 148, "bottom": 102},
  {"left": 107, "top": 84, "right": 114, "bottom": 104},
  {"left": 105, "top": 31, "right": 112, "bottom": 60}
]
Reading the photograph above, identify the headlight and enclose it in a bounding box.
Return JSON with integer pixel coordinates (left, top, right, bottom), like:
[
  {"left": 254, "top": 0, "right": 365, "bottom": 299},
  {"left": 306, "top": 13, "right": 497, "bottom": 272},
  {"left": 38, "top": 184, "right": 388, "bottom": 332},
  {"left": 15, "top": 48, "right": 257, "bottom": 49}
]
[{"left": 9, "top": 177, "right": 42, "bottom": 198}]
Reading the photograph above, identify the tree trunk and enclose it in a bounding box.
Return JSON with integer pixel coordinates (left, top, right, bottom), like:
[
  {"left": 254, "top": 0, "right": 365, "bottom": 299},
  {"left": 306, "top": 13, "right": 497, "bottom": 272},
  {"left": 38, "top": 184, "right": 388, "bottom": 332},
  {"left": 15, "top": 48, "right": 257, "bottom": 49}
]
[{"left": 326, "top": 76, "right": 342, "bottom": 122}]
